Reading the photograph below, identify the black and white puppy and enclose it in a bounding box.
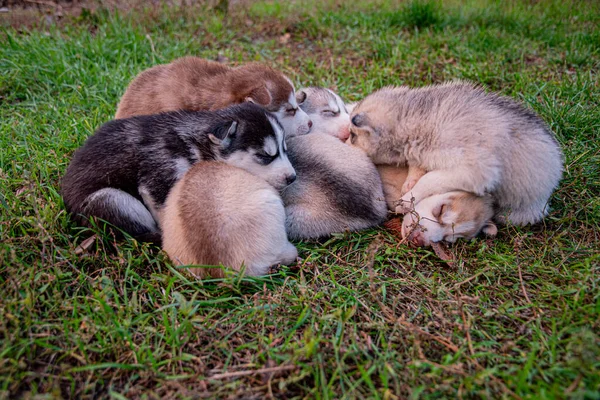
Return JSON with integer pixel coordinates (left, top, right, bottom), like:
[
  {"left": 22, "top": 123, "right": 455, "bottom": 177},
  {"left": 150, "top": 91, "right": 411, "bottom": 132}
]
[{"left": 61, "top": 102, "right": 295, "bottom": 240}]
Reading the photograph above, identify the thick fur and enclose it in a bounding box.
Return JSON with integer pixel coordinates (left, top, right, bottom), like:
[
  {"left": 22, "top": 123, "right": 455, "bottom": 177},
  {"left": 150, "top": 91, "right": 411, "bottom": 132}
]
[
  {"left": 160, "top": 162, "right": 297, "bottom": 278},
  {"left": 297, "top": 87, "right": 351, "bottom": 140},
  {"left": 282, "top": 133, "right": 388, "bottom": 240},
  {"left": 115, "top": 56, "right": 312, "bottom": 136},
  {"left": 61, "top": 103, "right": 295, "bottom": 240},
  {"left": 377, "top": 165, "right": 497, "bottom": 246},
  {"left": 349, "top": 81, "right": 564, "bottom": 226}
]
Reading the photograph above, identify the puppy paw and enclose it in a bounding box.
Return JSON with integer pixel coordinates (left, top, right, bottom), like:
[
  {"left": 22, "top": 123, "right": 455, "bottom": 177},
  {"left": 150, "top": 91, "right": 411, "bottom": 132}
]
[
  {"left": 482, "top": 221, "right": 498, "bottom": 237},
  {"left": 400, "top": 179, "right": 418, "bottom": 197},
  {"left": 394, "top": 201, "right": 413, "bottom": 215},
  {"left": 394, "top": 194, "right": 417, "bottom": 214}
]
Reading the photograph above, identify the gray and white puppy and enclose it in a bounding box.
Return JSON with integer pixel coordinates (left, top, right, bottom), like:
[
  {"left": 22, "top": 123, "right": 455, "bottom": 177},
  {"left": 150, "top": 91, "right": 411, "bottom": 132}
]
[
  {"left": 296, "top": 87, "right": 351, "bottom": 141},
  {"left": 61, "top": 102, "right": 295, "bottom": 240},
  {"left": 349, "top": 81, "right": 564, "bottom": 226},
  {"left": 281, "top": 87, "right": 388, "bottom": 240}
]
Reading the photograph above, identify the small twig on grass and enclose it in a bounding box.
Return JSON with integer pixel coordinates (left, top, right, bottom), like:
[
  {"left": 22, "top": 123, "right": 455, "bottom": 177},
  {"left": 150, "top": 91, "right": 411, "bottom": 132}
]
[
  {"left": 518, "top": 263, "right": 541, "bottom": 317},
  {"left": 459, "top": 300, "right": 475, "bottom": 356},
  {"left": 453, "top": 267, "right": 491, "bottom": 289},
  {"left": 396, "top": 317, "right": 459, "bottom": 353},
  {"left": 208, "top": 364, "right": 296, "bottom": 380},
  {"left": 566, "top": 374, "right": 583, "bottom": 393}
]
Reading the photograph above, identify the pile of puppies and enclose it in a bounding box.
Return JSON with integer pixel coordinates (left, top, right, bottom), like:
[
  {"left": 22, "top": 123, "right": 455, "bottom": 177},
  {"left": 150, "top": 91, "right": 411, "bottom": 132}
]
[{"left": 61, "top": 56, "right": 563, "bottom": 278}]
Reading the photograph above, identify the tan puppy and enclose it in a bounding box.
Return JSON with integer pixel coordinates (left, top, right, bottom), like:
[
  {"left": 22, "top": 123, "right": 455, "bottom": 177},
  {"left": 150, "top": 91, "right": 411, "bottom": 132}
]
[
  {"left": 160, "top": 162, "right": 297, "bottom": 278},
  {"left": 377, "top": 165, "right": 497, "bottom": 247},
  {"left": 401, "top": 191, "right": 498, "bottom": 247},
  {"left": 115, "top": 56, "right": 312, "bottom": 136},
  {"left": 349, "top": 81, "right": 563, "bottom": 226}
]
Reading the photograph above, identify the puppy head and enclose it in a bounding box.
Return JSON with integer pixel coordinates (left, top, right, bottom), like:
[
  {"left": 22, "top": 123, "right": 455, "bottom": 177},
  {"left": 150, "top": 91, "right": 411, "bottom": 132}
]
[
  {"left": 346, "top": 96, "right": 397, "bottom": 160},
  {"left": 236, "top": 64, "right": 312, "bottom": 137},
  {"left": 270, "top": 79, "right": 312, "bottom": 137},
  {"left": 210, "top": 103, "right": 296, "bottom": 190},
  {"left": 296, "top": 87, "right": 351, "bottom": 141},
  {"left": 401, "top": 191, "right": 497, "bottom": 247}
]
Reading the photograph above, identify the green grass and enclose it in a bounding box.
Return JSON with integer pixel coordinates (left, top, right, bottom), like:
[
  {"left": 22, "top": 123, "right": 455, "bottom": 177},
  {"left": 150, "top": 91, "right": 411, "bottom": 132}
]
[{"left": 1, "top": 0, "right": 599, "bottom": 398}]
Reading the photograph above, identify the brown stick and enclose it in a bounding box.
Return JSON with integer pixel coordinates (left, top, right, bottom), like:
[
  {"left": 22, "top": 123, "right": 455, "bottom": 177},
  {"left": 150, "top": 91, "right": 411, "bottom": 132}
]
[{"left": 209, "top": 365, "right": 296, "bottom": 380}]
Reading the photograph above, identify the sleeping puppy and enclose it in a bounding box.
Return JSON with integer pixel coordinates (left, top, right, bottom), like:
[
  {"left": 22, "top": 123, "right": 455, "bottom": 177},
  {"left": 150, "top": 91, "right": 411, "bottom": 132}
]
[
  {"left": 348, "top": 81, "right": 563, "bottom": 226},
  {"left": 61, "top": 103, "right": 295, "bottom": 241},
  {"left": 281, "top": 87, "right": 387, "bottom": 239},
  {"left": 377, "top": 165, "right": 498, "bottom": 247},
  {"left": 160, "top": 162, "right": 297, "bottom": 278},
  {"left": 400, "top": 191, "right": 498, "bottom": 247},
  {"left": 283, "top": 133, "right": 388, "bottom": 239},
  {"left": 296, "top": 87, "right": 351, "bottom": 140},
  {"left": 115, "top": 56, "right": 312, "bottom": 137}
]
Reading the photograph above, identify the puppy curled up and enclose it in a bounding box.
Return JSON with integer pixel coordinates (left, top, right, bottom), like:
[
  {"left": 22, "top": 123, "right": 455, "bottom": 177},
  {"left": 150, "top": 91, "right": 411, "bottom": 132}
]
[
  {"left": 160, "top": 162, "right": 297, "bottom": 278},
  {"left": 61, "top": 103, "right": 295, "bottom": 241},
  {"left": 116, "top": 56, "right": 312, "bottom": 137},
  {"left": 282, "top": 133, "right": 388, "bottom": 240},
  {"left": 278, "top": 87, "right": 387, "bottom": 240},
  {"left": 349, "top": 81, "right": 563, "bottom": 226},
  {"left": 377, "top": 165, "right": 497, "bottom": 247}
]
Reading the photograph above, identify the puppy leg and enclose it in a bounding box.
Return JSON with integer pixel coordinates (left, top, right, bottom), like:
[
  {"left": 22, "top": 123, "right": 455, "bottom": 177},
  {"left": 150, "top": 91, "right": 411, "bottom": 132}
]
[
  {"left": 482, "top": 221, "right": 498, "bottom": 237},
  {"left": 277, "top": 242, "right": 298, "bottom": 265},
  {"left": 81, "top": 188, "right": 159, "bottom": 237},
  {"left": 400, "top": 165, "right": 427, "bottom": 197},
  {"left": 396, "top": 168, "right": 499, "bottom": 214}
]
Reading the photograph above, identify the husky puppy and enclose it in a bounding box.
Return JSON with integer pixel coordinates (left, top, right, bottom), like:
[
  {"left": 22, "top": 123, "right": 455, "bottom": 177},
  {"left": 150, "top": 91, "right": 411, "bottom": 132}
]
[
  {"left": 115, "top": 56, "right": 312, "bottom": 137},
  {"left": 297, "top": 87, "right": 351, "bottom": 140},
  {"left": 160, "top": 162, "right": 297, "bottom": 278},
  {"left": 282, "top": 133, "right": 388, "bottom": 240},
  {"left": 401, "top": 192, "right": 498, "bottom": 247},
  {"left": 61, "top": 103, "right": 295, "bottom": 240},
  {"left": 377, "top": 165, "right": 497, "bottom": 246},
  {"left": 349, "top": 81, "right": 563, "bottom": 226}
]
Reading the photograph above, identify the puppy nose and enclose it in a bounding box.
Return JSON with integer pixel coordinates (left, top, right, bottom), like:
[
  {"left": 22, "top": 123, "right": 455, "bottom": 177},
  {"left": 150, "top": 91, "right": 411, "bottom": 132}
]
[
  {"left": 286, "top": 174, "right": 297, "bottom": 185},
  {"left": 411, "top": 231, "right": 426, "bottom": 247},
  {"left": 307, "top": 120, "right": 313, "bottom": 129},
  {"left": 339, "top": 127, "right": 350, "bottom": 141}
]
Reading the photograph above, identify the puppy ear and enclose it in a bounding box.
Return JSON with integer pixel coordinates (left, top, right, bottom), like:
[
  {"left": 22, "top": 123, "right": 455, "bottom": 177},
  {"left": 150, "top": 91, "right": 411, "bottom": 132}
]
[
  {"left": 245, "top": 85, "right": 272, "bottom": 106},
  {"left": 208, "top": 120, "right": 238, "bottom": 147},
  {"left": 296, "top": 89, "right": 307, "bottom": 105},
  {"left": 345, "top": 102, "right": 357, "bottom": 114},
  {"left": 482, "top": 221, "right": 498, "bottom": 237},
  {"left": 431, "top": 203, "right": 448, "bottom": 219},
  {"left": 351, "top": 113, "right": 366, "bottom": 128}
]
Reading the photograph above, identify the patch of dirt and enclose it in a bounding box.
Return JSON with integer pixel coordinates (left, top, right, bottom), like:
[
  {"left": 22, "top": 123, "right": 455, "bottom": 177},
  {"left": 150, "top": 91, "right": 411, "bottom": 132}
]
[{"left": 0, "top": 0, "right": 256, "bottom": 29}]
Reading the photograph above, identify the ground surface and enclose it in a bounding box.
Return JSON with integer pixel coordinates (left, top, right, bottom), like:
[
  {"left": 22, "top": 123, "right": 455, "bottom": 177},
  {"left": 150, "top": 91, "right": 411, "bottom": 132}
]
[{"left": 1, "top": 0, "right": 599, "bottom": 398}]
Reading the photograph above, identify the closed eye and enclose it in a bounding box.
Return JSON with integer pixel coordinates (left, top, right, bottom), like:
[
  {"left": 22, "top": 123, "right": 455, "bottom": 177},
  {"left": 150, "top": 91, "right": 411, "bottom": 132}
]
[
  {"left": 286, "top": 108, "right": 297, "bottom": 116},
  {"left": 321, "top": 109, "right": 339, "bottom": 117},
  {"left": 432, "top": 204, "right": 446, "bottom": 220},
  {"left": 256, "top": 152, "right": 277, "bottom": 164}
]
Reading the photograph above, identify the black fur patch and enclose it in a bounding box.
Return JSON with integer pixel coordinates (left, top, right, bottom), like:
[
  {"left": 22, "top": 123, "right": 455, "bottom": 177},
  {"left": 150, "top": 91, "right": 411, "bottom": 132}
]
[
  {"left": 61, "top": 103, "right": 278, "bottom": 237},
  {"left": 286, "top": 146, "right": 382, "bottom": 222}
]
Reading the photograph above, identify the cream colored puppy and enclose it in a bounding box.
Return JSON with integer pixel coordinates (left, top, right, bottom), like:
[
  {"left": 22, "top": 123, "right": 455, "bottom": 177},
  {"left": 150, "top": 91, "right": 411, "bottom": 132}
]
[
  {"left": 377, "top": 165, "right": 497, "bottom": 246},
  {"left": 349, "top": 81, "right": 563, "bottom": 226},
  {"left": 160, "top": 162, "right": 297, "bottom": 278},
  {"left": 400, "top": 191, "right": 498, "bottom": 247}
]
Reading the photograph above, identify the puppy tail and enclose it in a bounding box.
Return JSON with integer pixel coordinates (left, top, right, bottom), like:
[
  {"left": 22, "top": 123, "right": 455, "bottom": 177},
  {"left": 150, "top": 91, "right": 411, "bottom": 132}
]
[{"left": 78, "top": 188, "right": 159, "bottom": 239}]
